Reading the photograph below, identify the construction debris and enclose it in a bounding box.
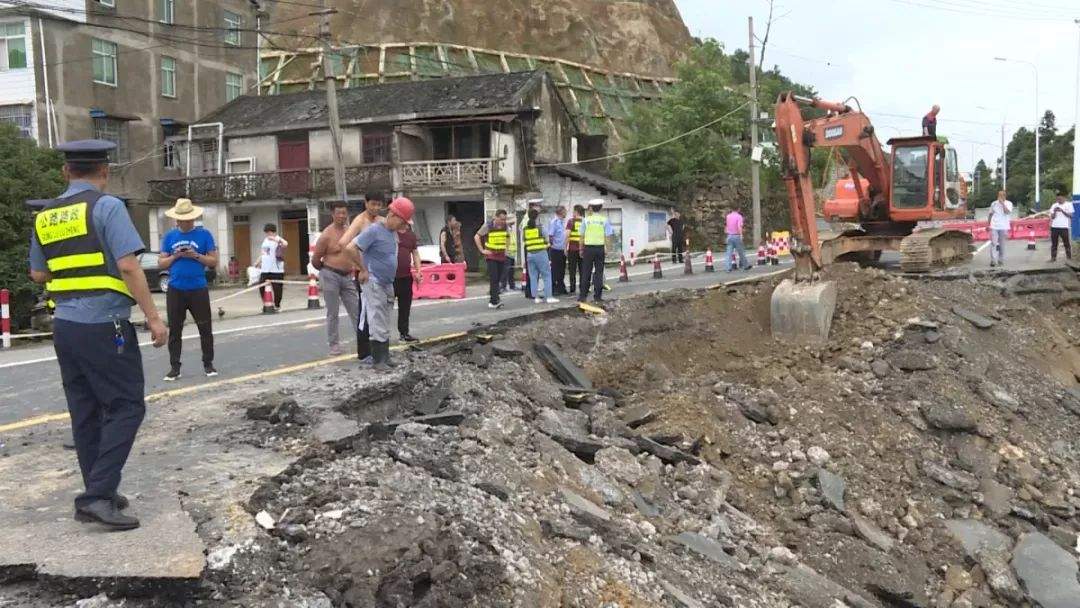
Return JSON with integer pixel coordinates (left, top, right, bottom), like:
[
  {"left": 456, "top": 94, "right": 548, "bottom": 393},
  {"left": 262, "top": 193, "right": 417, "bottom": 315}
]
[{"left": 3, "top": 262, "right": 1079, "bottom": 608}]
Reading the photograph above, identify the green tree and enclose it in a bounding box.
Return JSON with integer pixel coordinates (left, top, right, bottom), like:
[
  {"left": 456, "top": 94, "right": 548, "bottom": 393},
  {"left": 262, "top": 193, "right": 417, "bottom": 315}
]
[
  {"left": 0, "top": 124, "right": 65, "bottom": 329},
  {"left": 979, "top": 110, "right": 1075, "bottom": 210},
  {"left": 971, "top": 159, "right": 995, "bottom": 207}
]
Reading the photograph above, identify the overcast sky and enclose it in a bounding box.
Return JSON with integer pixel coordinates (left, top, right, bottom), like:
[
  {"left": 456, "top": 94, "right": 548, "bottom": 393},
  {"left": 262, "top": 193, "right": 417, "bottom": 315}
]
[{"left": 673, "top": 0, "right": 1080, "bottom": 172}]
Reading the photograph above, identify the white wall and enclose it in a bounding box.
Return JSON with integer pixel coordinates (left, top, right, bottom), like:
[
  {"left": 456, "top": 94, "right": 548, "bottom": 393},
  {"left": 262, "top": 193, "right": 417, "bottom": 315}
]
[
  {"left": 227, "top": 135, "right": 277, "bottom": 171},
  {"left": 309, "top": 127, "right": 361, "bottom": 168},
  {"left": 0, "top": 16, "right": 37, "bottom": 142},
  {"left": 537, "top": 170, "right": 673, "bottom": 257}
]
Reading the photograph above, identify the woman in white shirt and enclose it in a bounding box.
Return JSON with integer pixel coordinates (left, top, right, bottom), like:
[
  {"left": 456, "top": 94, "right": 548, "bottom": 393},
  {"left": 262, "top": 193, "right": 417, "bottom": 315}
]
[
  {"left": 987, "top": 191, "right": 1012, "bottom": 267},
  {"left": 1049, "top": 193, "right": 1074, "bottom": 262},
  {"left": 256, "top": 223, "right": 288, "bottom": 309}
]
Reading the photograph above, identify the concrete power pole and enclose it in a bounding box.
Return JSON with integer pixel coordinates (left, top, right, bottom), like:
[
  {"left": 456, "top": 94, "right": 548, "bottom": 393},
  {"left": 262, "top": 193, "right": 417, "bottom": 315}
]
[
  {"left": 748, "top": 17, "right": 762, "bottom": 247},
  {"left": 315, "top": 1, "right": 347, "bottom": 203}
]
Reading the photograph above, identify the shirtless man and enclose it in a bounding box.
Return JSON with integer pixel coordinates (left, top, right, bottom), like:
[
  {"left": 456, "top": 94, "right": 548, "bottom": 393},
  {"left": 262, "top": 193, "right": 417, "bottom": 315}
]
[
  {"left": 338, "top": 192, "right": 385, "bottom": 362},
  {"left": 312, "top": 201, "right": 359, "bottom": 355}
]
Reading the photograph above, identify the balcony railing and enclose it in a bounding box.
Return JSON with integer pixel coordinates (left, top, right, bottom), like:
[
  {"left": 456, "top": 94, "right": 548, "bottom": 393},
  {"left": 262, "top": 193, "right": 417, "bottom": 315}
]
[
  {"left": 400, "top": 158, "right": 494, "bottom": 189},
  {"left": 147, "top": 164, "right": 392, "bottom": 203}
]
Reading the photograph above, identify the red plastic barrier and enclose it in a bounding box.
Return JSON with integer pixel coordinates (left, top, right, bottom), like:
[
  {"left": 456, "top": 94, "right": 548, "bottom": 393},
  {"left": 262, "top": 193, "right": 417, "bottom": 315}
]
[
  {"left": 941, "top": 220, "right": 991, "bottom": 242},
  {"left": 970, "top": 224, "right": 991, "bottom": 242},
  {"left": 1009, "top": 217, "right": 1050, "bottom": 240},
  {"left": 413, "top": 263, "right": 467, "bottom": 300}
]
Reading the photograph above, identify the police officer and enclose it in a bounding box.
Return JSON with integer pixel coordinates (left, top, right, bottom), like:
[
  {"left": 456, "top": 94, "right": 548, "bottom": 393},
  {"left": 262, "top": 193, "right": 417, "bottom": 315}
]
[
  {"left": 28, "top": 140, "right": 168, "bottom": 531},
  {"left": 578, "top": 198, "right": 614, "bottom": 304}
]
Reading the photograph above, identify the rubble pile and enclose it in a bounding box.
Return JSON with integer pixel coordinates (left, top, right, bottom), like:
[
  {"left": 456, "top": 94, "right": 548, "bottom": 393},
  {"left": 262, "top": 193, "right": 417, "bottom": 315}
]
[{"left": 24, "top": 263, "right": 1080, "bottom": 607}]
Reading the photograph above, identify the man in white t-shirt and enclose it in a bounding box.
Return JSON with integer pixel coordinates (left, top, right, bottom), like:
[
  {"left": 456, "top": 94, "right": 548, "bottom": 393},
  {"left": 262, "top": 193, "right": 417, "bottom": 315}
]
[
  {"left": 256, "top": 223, "right": 288, "bottom": 309},
  {"left": 987, "top": 190, "right": 1013, "bottom": 267},
  {"left": 1049, "top": 192, "right": 1074, "bottom": 262}
]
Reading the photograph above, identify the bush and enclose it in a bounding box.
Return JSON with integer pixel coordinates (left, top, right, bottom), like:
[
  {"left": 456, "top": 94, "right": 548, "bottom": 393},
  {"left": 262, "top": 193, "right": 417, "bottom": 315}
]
[{"left": 0, "top": 124, "right": 65, "bottom": 329}]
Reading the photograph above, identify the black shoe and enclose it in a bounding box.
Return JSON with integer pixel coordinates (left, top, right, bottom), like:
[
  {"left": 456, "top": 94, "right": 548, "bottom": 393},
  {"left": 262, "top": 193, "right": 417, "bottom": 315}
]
[
  {"left": 371, "top": 341, "right": 398, "bottom": 372},
  {"left": 204, "top": 365, "right": 218, "bottom": 377},
  {"left": 400, "top": 334, "right": 419, "bottom": 343},
  {"left": 164, "top": 367, "right": 181, "bottom": 382},
  {"left": 114, "top": 493, "right": 129, "bottom": 510},
  {"left": 74, "top": 499, "right": 140, "bottom": 531}
]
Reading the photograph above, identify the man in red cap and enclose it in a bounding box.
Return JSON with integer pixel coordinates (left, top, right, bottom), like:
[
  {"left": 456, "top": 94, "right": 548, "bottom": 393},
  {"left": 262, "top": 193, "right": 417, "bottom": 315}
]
[{"left": 345, "top": 197, "right": 414, "bottom": 371}]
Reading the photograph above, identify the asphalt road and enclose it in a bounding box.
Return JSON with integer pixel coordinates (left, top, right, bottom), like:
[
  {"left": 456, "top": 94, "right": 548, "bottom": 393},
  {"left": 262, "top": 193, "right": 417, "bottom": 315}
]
[{"left": 0, "top": 257, "right": 783, "bottom": 427}]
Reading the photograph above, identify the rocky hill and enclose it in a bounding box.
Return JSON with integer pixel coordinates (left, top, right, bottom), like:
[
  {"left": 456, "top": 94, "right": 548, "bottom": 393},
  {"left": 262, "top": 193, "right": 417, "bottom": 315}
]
[{"left": 264, "top": 0, "right": 693, "bottom": 77}]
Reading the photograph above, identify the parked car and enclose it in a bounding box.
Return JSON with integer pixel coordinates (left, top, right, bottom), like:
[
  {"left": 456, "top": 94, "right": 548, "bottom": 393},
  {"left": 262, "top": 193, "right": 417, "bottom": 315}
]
[{"left": 139, "top": 251, "right": 216, "bottom": 293}]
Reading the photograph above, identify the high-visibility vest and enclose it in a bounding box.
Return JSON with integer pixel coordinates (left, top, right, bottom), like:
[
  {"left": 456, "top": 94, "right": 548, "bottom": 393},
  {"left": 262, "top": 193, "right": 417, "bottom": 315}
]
[
  {"left": 34, "top": 189, "right": 133, "bottom": 302},
  {"left": 568, "top": 219, "right": 582, "bottom": 244},
  {"left": 582, "top": 214, "right": 607, "bottom": 246},
  {"left": 484, "top": 224, "right": 508, "bottom": 251},
  {"left": 523, "top": 226, "right": 547, "bottom": 253}
]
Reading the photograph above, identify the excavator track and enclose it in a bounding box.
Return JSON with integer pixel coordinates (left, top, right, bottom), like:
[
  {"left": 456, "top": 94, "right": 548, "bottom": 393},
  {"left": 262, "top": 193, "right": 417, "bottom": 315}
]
[{"left": 898, "top": 228, "right": 973, "bottom": 273}]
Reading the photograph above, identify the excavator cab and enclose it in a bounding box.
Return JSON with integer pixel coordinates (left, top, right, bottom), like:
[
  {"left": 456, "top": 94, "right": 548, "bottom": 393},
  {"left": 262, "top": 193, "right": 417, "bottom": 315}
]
[{"left": 888, "top": 137, "right": 967, "bottom": 221}]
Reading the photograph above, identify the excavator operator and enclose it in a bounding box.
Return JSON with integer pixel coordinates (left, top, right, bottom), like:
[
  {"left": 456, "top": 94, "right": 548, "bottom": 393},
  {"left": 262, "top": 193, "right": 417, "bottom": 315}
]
[{"left": 922, "top": 105, "right": 940, "bottom": 138}]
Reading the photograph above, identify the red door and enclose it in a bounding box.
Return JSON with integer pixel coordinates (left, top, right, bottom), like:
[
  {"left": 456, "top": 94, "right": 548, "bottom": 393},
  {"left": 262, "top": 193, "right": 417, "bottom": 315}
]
[{"left": 277, "top": 137, "right": 310, "bottom": 196}]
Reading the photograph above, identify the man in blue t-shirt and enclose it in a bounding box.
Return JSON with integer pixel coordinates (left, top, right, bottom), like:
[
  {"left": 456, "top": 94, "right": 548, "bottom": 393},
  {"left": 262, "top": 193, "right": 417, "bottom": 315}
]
[
  {"left": 158, "top": 199, "right": 219, "bottom": 380},
  {"left": 346, "top": 197, "right": 414, "bottom": 371}
]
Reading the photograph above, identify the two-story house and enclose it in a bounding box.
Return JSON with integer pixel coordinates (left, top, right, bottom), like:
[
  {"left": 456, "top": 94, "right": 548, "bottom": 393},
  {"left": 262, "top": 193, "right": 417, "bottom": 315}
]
[
  {"left": 0, "top": 0, "right": 259, "bottom": 240},
  {"left": 148, "top": 70, "right": 675, "bottom": 275}
]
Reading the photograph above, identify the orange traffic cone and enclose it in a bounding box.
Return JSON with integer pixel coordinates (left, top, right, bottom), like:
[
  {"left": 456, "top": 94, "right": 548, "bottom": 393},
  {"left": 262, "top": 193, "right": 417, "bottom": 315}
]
[
  {"left": 757, "top": 244, "right": 767, "bottom": 266},
  {"left": 619, "top": 255, "right": 630, "bottom": 283},
  {"left": 653, "top": 253, "right": 663, "bottom": 279},
  {"left": 704, "top": 248, "right": 715, "bottom": 272},
  {"left": 262, "top": 280, "right": 277, "bottom": 314},
  {"left": 1026, "top": 227, "right": 1037, "bottom": 251}
]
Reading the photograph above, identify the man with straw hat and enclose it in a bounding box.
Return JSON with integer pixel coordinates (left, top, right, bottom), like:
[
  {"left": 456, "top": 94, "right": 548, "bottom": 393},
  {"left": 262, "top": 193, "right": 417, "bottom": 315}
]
[{"left": 159, "top": 198, "right": 218, "bottom": 380}]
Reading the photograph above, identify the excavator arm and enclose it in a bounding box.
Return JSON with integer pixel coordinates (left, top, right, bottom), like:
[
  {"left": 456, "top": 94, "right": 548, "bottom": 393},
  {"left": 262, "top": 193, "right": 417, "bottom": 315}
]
[{"left": 773, "top": 92, "right": 892, "bottom": 277}]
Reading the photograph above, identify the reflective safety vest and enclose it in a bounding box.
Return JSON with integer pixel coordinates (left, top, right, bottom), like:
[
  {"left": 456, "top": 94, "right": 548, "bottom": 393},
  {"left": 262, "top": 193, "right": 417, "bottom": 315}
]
[
  {"left": 568, "top": 219, "right": 582, "bottom": 244},
  {"left": 484, "top": 224, "right": 508, "bottom": 252},
  {"left": 523, "top": 226, "right": 547, "bottom": 253},
  {"left": 34, "top": 189, "right": 133, "bottom": 302},
  {"left": 582, "top": 214, "right": 608, "bottom": 246}
]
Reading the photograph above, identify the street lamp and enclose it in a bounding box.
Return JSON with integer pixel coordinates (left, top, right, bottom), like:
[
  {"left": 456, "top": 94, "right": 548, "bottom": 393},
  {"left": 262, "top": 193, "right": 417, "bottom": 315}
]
[{"left": 994, "top": 56, "right": 1040, "bottom": 210}]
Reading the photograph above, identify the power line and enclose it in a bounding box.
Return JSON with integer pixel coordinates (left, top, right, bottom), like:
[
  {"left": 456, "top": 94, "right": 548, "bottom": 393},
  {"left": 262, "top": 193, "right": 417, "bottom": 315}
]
[
  {"left": 531, "top": 101, "right": 750, "bottom": 168},
  {"left": 880, "top": 0, "right": 1078, "bottom": 22}
]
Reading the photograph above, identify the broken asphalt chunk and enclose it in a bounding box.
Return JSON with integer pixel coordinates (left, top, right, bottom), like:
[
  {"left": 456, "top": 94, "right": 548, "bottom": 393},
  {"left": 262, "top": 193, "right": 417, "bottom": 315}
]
[
  {"left": 559, "top": 487, "right": 611, "bottom": 526},
  {"left": 633, "top": 436, "right": 701, "bottom": 466},
  {"left": 535, "top": 343, "right": 593, "bottom": 389},
  {"left": 849, "top": 512, "right": 894, "bottom": 553},
  {"left": 952, "top": 305, "right": 995, "bottom": 329},
  {"left": 815, "top": 468, "right": 846, "bottom": 513},
  {"left": 1011, "top": 531, "right": 1080, "bottom": 608},
  {"left": 413, "top": 376, "right": 454, "bottom": 415},
  {"left": 669, "top": 532, "right": 739, "bottom": 568}
]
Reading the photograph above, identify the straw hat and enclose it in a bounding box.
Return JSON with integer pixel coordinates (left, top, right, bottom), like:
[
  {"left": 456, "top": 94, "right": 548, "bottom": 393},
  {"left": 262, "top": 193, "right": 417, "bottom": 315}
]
[{"left": 165, "top": 198, "right": 203, "bottom": 220}]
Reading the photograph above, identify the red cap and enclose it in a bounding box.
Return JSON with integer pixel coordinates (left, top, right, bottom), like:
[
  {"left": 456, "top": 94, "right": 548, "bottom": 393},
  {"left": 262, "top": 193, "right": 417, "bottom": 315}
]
[{"left": 388, "top": 197, "right": 415, "bottom": 222}]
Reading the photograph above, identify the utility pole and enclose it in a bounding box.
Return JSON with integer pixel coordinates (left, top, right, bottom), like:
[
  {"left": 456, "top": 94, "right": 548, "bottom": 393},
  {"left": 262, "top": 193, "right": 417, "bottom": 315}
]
[
  {"left": 1072, "top": 18, "right": 1080, "bottom": 238},
  {"left": 314, "top": 0, "right": 347, "bottom": 203},
  {"left": 748, "top": 16, "right": 762, "bottom": 246}
]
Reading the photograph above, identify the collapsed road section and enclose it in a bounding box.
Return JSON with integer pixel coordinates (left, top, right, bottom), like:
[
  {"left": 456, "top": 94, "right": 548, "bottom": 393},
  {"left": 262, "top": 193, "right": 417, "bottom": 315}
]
[{"left": 1, "top": 263, "right": 1079, "bottom": 607}]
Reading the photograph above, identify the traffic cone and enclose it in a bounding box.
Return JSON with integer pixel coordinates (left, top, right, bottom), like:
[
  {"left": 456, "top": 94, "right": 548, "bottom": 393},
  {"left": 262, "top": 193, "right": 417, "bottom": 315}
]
[
  {"left": 728, "top": 250, "right": 737, "bottom": 272},
  {"left": 684, "top": 249, "right": 694, "bottom": 275},
  {"left": 261, "top": 280, "right": 277, "bottom": 314},
  {"left": 619, "top": 255, "right": 630, "bottom": 282},
  {"left": 653, "top": 253, "right": 663, "bottom": 279},
  {"left": 769, "top": 242, "right": 779, "bottom": 266},
  {"left": 307, "top": 272, "right": 321, "bottom": 309},
  {"left": 704, "top": 248, "right": 715, "bottom": 272},
  {"left": 757, "top": 244, "right": 767, "bottom": 266},
  {"left": 629, "top": 238, "right": 636, "bottom": 266},
  {"left": 1027, "top": 227, "right": 1036, "bottom": 250}
]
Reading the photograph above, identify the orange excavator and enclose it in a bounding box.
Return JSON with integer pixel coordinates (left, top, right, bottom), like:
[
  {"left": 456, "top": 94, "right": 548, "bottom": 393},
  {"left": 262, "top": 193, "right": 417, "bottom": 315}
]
[{"left": 769, "top": 93, "right": 973, "bottom": 341}]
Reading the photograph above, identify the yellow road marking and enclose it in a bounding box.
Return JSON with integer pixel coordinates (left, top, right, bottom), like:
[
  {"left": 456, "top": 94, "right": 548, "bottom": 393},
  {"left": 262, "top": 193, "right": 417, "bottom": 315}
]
[
  {"left": 0, "top": 413, "right": 71, "bottom": 433},
  {"left": 0, "top": 332, "right": 469, "bottom": 434}
]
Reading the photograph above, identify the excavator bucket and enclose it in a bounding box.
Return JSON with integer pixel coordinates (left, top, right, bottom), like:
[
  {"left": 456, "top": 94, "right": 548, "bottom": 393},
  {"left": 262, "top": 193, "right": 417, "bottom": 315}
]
[{"left": 770, "top": 279, "right": 838, "bottom": 344}]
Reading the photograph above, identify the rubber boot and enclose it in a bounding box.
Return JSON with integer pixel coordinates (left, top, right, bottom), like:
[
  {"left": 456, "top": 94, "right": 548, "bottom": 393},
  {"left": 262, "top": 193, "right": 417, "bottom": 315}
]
[{"left": 371, "top": 341, "right": 398, "bottom": 372}]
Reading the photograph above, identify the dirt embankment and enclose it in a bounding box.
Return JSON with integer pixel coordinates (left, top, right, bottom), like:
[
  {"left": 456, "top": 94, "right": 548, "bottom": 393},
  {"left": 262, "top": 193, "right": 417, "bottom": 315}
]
[
  {"left": 8, "top": 264, "right": 1080, "bottom": 607},
  {"left": 266, "top": 0, "right": 692, "bottom": 77}
]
